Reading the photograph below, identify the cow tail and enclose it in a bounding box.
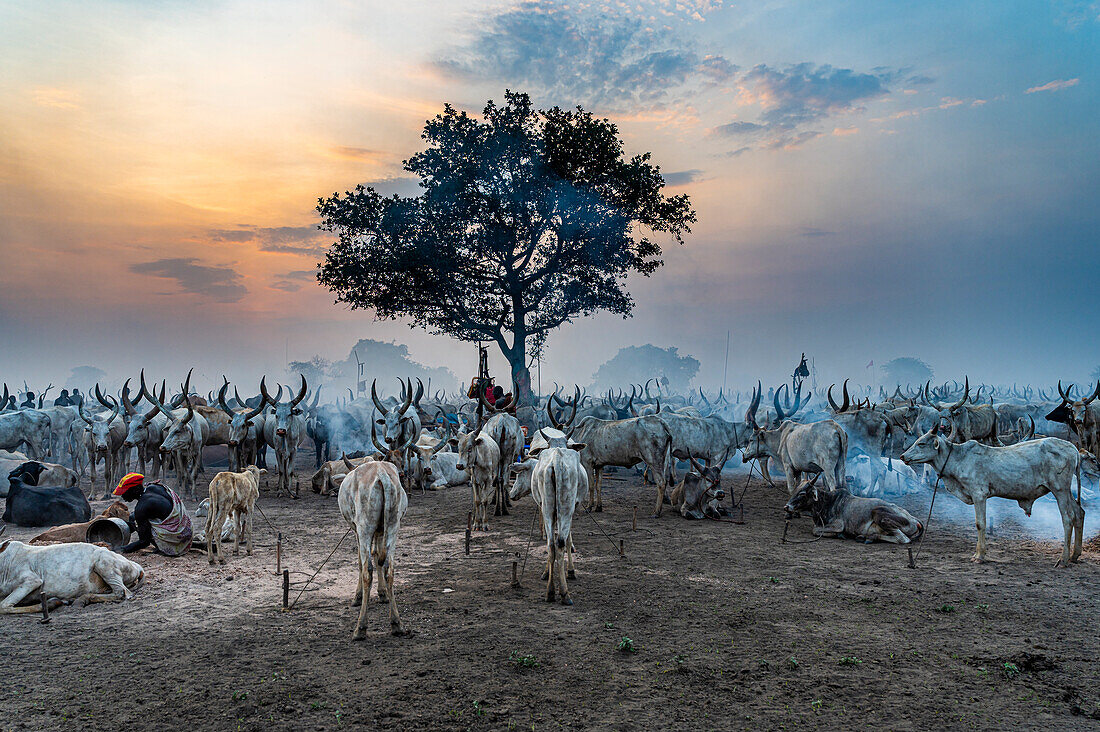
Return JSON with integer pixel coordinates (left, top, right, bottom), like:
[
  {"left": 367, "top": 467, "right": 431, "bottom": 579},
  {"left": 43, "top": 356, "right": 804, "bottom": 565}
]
[
  {"left": 548, "top": 465, "right": 566, "bottom": 549},
  {"left": 1076, "top": 457, "right": 1082, "bottom": 507},
  {"left": 376, "top": 472, "right": 399, "bottom": 568}
]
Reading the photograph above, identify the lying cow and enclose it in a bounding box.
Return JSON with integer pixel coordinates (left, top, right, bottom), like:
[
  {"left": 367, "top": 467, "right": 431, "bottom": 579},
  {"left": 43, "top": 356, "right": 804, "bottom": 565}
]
[
  {"left": 0, "top": 539, "right": 145, "bottom": 613},
  {"left": 4, "top": 474, "right": 91, "bottom": 527},
  {"left": 2, "top": 460, "right": 78, "bottom": 497},
  {"left": 784, "top": 474, "right": 924, "bottom": 544},
  {"left": 310, "top": 454, "right": 377, "bottom": 496},
  {"left": 668, "top": 454, "right": 729, "bottom": 520},
  {"left": 29, "top": 502, "right": 130, "bottom": 545}
]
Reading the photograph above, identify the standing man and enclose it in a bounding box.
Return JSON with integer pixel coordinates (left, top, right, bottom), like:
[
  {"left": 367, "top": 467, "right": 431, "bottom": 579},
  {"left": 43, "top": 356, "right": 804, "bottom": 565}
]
[{"left": 113, "top": 473, "right": 193, "bottom": 556}]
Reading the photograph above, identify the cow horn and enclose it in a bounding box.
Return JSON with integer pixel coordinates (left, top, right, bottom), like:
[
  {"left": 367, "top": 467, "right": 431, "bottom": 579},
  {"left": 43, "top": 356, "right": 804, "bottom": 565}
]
[
  {"left": 371, "top": 379, "right": 388, "bottom": 416},
  {"left": 688, "top": 452, "right": 706, "bottom": 475},
  {"left": 827, "top": 384, "right": 840, "bottom": 412},
  {"left": 145, "top": 378, "right": 175, "bottom": 424},
  {"left": 77, "top": 400, "right": 94, "bottom": 426},
  {"left": 290, "top": 375, "right": 308, "bottom": 407},
  {"left": 217, "top": 379, "right": 235, "bottom": 416},
  {"left": 1086, "top": 381, "right": 1100, "bottom": 405},
  {"left": 341, "top": 453, "right": 356, "bottom": 472},
  {"left": 773, "top": 385, "right": 788, "bottom": 422},
  {"left": 95, "top": 383, "right": 112, "bottom": 409},
  {"left": 310, "top": 385, "right": 321, "bottom": 411},
  {"left": 179, "top": 383, "right": 195, "bottom": 424},
  {"left": 413, "top": 378, "right": 424, "bottom": 406},
  {"left": 546, "top": 399, "right": 563, "bottom": 430},
  {"left": 107, "top": 395, "right": 121, "bottom": 423},
  {"left": 841, "top": 379, "right": 850, "bottom": 413},
  {"left": 369, "top": 421, "right": 387, "bottom": 455},
  {"left": 121, "top": 378, "right": 139, "bottom": 416}
]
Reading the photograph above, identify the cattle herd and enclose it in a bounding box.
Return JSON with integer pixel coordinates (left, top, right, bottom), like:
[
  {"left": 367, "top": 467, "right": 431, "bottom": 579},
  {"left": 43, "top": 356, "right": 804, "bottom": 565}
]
[{"left": 2, "top": 369, "right": 1098, "bottom": 636}]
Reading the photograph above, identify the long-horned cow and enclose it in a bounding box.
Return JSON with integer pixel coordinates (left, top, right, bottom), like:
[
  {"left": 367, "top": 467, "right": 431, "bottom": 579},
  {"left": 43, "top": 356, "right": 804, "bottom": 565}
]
[
  {"left": 261, "top": 376, "right": 308, "bottom": 496},
  {"left": 741, "top": 385, "right": 848, "bottom": 496},
  {"left": 146, "top": 371, "right": 210, "bottom": 499},
  {"left": 78, "top": 391, "right": 126, "bottom": 500},
  {"left": 216, "top": 380, "right": 266, "bottom": 472},
  {"left": 901, "top": 426, "right": 1084, "bottom": 566}
]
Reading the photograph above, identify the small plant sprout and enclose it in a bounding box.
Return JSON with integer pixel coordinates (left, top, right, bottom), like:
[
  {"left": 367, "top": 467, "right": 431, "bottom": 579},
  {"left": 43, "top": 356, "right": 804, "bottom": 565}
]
[
  {"left": 617, "top": 637, "right": 637, "bottom": 654},
  {"left": 837, "top": 656, "right": 862, "bottom": 666}
]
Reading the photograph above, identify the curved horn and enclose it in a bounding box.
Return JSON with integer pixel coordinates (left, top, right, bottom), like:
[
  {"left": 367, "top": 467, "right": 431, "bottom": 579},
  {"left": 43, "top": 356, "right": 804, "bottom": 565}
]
[
  {"left": 546, "top": 399, "right": 563, "bottom": 430},
  {"left": 773, "top": 385, "right": 788, "bottom": 422},
  {"left": 77, "top": 400, "right": 94, "bottom": 426},
  {"left": 217, "top": 379, "right": 235, "bottom": 416},
  {"left": 841, "top": 379, "right": 850, "bottom": 413},
  {"left": 145, "top": 378, "right": 175, "bottom": 424},
  {"left": 290, "top": 375, "right": 308, "bottom": 406},
  {"left": 310, "top": 385, "right": 321, "bottom": 411},
  {"left": 341, "top": 453, "right": 356, "bottom": 472},
  {"left": 179, "top": 385, "right": 195, "bottom": 425},
  {"left": 95, "top": 383, "right": 112, "bottom": 409},
  {"left": 413, "top": 378, "right": 424, "bottom": 406},
  {"left": 369, "top": 421, "right": 387, "bottom": 455},
  {"left": 827, "top": 384, "right": 840, "bottom": 412},
  {"left": 121, "top": 379, "right": 138, "bottom": 417},
  {"left": 1086, "top": 381, "right": 1100, "bottom": 405},
  {"left": 687, "top": 451, "right": 706, "bottom": 475},
  {"left": 371, "top": 379, "right": 388, "bottom": 416},
  {"left": 950, "top": 376, "right": 969, "bottom": 411}
]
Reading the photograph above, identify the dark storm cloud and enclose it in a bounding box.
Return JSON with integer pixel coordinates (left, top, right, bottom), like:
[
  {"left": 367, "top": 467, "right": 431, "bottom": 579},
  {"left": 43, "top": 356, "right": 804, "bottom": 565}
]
[
  {"left": 433, "top": 0, "right": 736, "bottom": 111},
  {"left": 129, "top": 258, "right": 246, "bottom": 303},
  {"left": 715, "top": 63, "right": 894, "bottom": 152},
  {"left": 662, "top": 169, "right": 703, "bottom": 187}
]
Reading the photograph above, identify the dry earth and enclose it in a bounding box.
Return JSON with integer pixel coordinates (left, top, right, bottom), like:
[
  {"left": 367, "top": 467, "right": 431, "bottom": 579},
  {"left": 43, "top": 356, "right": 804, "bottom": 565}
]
[{"left": 3, "top": 452, "right": 1100, "bottom": 731}]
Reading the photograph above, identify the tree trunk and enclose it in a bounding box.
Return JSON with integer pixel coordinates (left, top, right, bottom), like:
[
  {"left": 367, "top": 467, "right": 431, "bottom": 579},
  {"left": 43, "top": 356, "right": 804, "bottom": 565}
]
[{"left": 499, "top": 336, "right": 535, "bottom": 408}]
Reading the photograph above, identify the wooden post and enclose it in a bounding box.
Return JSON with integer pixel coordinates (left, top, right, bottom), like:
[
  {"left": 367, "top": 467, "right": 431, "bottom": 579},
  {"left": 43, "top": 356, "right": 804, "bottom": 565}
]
[
  {"left": 907, "top": 547, "right": 916, "bottom": 569},
  {"left": 276, "top": 533, "right": 282, "bottom": 574},
  {"left": 294, "top": 480, "right": 300, "bottom": 500},
  {"left": 632, "top": 506, "right": 637, "bottom": 532},
  {"left": 511, "top": 560, "right": 520, "bottom": 588},
  {"left": 465, "top": 512, "right": 472, "bottom": 556},
  {"left": 282, "top": 569, "right": 289, "bottom": 610},
  {"left": 618, "top": 539, "right": 624, "bottom": 557}
]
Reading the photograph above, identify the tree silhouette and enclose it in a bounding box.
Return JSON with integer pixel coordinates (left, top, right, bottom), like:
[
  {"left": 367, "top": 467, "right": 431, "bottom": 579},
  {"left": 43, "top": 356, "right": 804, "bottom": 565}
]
[{"left": 317, "top": 91, "right": 695, "bottom": 404}]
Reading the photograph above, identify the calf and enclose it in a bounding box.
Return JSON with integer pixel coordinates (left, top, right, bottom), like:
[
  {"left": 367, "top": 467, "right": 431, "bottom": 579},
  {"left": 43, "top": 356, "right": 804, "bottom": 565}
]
[
  {"left": 452, "top": 424, "right": 500, "bottom": 531},
  {"left": 784, "top": 474, "right": 924, "bottom": 543},
  {"left": 204, "top": 465, "right": 265, "bottom": 564},
  {"left": 29, "top": 502, "right": 130, "bottom": 545},
  {"left": 310, "top": 454, "right": 374, "bottom": 496},
  {"left": 4, "top": 475, "right": 91, "bottom": 527},
  {"left": 0, "top": 540, "right": 145, "bottom": 613},
  {"left": 337, "top": 461, "right": 409, "bottom": 639},
  {"left": 901, "top": 427, "right": 1084, "bottom": 566}
]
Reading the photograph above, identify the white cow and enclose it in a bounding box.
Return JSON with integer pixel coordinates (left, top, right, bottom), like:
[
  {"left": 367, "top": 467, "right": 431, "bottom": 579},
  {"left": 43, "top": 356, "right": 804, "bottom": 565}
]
[
  {"left": 0, "top": 539, "right": 145, "bottom": 613},
  {"left": 509, "top": 428, "right": 588, "bottom": 605},
  {"left": 901, "top": 428, "right": 1084, "bottom": 566},
  {"left": 337, "top": 461, "right": 409, "bottom": 639}
]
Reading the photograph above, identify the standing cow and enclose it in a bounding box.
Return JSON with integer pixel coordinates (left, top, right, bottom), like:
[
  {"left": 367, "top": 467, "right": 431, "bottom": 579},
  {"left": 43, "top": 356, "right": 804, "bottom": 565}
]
[{"left": 260, "top": 376, "right": 308, "bottom": 496}]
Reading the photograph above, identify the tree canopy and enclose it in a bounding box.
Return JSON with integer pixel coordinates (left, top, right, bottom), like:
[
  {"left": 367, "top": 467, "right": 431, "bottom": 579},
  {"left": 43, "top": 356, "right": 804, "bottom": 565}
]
[
  {"left": 317, "top": 90, "right": 695, "bottom": 403},
  {"left": 881, "top": 357, "right": 934, "bottom": 387},
  {"left": 589, "top": 344, "right": 700, "bottom": 393}
]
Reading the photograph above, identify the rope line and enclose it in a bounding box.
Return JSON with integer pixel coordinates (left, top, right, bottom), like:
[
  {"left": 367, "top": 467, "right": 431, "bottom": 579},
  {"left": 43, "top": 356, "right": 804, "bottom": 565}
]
[{"left": 288, "top": 527, "right": 353, "bottom": 609}]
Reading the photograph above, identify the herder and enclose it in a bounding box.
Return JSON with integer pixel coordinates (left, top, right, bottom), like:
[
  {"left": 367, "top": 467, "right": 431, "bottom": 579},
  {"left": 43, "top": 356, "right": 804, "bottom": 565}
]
[{"left": 113, "top": 473, "right": 193, "bottom": 556}]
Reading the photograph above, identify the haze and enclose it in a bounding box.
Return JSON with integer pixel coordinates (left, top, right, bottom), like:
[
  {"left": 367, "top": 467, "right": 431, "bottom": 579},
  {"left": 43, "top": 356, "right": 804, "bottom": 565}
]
[{"left": 2, "top": 0, "right": 1097, "bottom": 393}]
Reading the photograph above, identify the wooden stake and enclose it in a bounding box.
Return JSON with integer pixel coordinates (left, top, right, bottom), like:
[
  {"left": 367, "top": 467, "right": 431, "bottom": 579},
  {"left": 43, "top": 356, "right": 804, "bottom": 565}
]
[
  {"left": 465, "top": 512, "right": 472, "bottom": 556},
  {"left": 282, "top": 569, "right": 290, "bottom": 611},
  {"left": 294, "top": 480, "right": 300, "bottom": 500},
  {"left": 511, "top": 560, "right": 520, "bottom": 588},
  {"left": 907, "top": 547, "right": 916, "bottom": 569},
  {"left": 276, "top": 532, "right": 282, "bottom": 574},
  {"left": 632, "top": 506, "right": 637, "bottom": 532},
  {"left": 618, "top": 539, "right": 624, "bottom": 557}
]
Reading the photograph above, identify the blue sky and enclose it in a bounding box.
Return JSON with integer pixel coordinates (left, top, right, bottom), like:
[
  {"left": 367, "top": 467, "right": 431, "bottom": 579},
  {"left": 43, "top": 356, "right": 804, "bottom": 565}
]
[{"left": 0, "top": 0, "right": 1096, "bottom": 391}]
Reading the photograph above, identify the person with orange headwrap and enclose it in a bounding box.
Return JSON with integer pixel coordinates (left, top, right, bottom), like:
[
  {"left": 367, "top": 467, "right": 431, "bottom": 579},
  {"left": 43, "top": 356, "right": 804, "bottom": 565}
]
[{"left": 114, "top": 473, "right": 193, "bottom": 556}]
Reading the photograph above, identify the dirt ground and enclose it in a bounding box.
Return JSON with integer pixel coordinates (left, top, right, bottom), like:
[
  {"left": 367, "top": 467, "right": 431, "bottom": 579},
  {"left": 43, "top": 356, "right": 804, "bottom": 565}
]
[{"left": 3, "top": 451, "right": 1100, "bottom": 732}]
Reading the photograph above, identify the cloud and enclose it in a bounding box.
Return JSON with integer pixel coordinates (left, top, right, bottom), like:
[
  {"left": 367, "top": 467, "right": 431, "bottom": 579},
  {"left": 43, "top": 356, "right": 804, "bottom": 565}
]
[
  {"left": 269, "top": 281, "right": 302, "bottom": 292},
  {"left": 328, "top": 146, "right": 388, "bottom": 162},
  {"left": 714, "top": 63, "right": 893, "bottom": 153},
  {"left": 1025, "top": 78, "right": 1080, "bottom": 94},
  {"left": 832, "top": 126, "right": 859, "bottom": 136},
  {"left": 129, "top": 258, "right": 246, "bottom": 303},
  {"left": 662, "top": 169, "right": 703, "bottom": 187},
  {"left": 207, "top": 225, "right": 327, "bottom": 256},
  {"left": 30, "top": 87, "right": 80, "bottom": 110},
  {"left": 433, "top": 0, "right": 736, "bottom": 111},
  {"left": 282, "top": 269, "right": 316, "bottom": 281}
]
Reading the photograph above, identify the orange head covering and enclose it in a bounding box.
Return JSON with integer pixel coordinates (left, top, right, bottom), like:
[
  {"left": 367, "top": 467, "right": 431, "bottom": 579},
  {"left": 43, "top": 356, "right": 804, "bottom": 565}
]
[{"left": 114, "top": 472, "right": 145, "bottom": 496}]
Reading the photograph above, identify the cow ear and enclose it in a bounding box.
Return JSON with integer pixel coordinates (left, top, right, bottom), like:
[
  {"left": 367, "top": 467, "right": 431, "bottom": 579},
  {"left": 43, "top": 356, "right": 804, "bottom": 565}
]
[
  {"left": 569, "top": 443, "right": 586, "bottom": 451},
  {"left": 528, "top": 447, "right": 543, "bottom": 459},
  {"left": 513, "top": 461, "right": 532, "bottom": 473},
  {"left": 376, "top": 419, "right": 385, "bottom": 425},
  {"left": 331, "top": 472, "right": 348, "bottom": 484}
]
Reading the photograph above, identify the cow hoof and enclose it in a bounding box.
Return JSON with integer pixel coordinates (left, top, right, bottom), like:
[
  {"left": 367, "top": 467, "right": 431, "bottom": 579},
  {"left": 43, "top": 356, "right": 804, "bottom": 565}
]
[
  {"left": 352, "top": 629, "right": 367, "bottom": 641},
  {"left": 545, "top": 592, "right": 555, "bottom": 603},
  {"left": 351, "top": 598, "right": 362, "bottom": 607},
  {"left": 969, "top": 555, "right": 985, "bottom": 563},
  {"left": 391, "top": 624, "right": 409, "bottom": 637},
  {"left": 540, "top": 571, "right": 549, "bottom": 581},
  {"left": 208, "top": 559, "right": 215, "bottom": 565},
  {"left": 567, "top": 570, "right": 576, "bottom": 580},
  {"left": 594, "top": 505, "right": 603, "bottom": 513},
  {"left": 560, "top": 596, "right": 573, "bottom": 606}
]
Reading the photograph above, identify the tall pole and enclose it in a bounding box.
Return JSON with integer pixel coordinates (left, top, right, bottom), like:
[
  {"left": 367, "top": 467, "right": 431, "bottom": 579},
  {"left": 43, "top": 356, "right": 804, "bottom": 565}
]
[{"left": 722, "top": 330, "right": 730, "bottom": 394}]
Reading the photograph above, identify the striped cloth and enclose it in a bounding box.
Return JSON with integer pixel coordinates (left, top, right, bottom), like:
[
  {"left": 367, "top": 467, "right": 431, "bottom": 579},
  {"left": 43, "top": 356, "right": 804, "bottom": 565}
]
[{"left": 150, "top": 485, "right": 193, "bottom": 557}]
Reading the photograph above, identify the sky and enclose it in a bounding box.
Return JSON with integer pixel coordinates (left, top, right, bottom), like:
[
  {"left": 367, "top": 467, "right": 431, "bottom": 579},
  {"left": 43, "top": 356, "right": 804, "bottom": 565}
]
[{"left": 1, "top": 0, "right": 1097, "bottom": 396}]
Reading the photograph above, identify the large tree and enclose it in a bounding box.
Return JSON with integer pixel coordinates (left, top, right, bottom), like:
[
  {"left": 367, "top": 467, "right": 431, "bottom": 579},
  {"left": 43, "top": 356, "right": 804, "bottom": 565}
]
[
  {"left": 316, "top": 91, "right": 695, "bottom": 404},
  {"left": 590, "top": 345, "right": 700, "bottom": 394}
]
